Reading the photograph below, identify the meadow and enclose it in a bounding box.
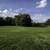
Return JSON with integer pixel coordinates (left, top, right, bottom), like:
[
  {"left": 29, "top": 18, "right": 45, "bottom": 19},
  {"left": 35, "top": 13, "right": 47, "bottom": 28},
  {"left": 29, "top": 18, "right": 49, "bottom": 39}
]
[{"left": 0, "top": 26, "right": 50, "bottom": 50}]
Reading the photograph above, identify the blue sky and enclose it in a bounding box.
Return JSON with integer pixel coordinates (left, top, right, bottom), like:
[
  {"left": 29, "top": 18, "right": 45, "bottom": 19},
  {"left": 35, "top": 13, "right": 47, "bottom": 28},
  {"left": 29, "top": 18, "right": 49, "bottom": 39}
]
[{"left": 0, "top": 0, "right": 50, "bottom": 22}]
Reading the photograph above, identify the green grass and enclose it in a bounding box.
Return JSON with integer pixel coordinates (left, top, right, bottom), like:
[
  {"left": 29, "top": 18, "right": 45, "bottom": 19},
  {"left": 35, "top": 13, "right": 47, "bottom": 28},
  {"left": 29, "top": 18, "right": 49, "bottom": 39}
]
[{"left": 0, "top": 26, "right": 50, "bottom": 50}]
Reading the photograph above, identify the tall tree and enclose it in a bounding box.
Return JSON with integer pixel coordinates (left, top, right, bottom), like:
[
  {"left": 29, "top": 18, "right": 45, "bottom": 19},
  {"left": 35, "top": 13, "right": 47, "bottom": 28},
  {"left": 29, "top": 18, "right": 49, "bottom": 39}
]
[{"left": 15, "top": 13, "right": 32, "bottom": 26}]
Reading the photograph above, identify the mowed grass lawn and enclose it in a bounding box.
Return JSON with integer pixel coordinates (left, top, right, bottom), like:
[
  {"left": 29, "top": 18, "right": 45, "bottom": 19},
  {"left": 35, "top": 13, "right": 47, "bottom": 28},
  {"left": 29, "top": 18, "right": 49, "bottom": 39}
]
[{"left": 0, "top": 26, "right": 50, "bottom": 50}]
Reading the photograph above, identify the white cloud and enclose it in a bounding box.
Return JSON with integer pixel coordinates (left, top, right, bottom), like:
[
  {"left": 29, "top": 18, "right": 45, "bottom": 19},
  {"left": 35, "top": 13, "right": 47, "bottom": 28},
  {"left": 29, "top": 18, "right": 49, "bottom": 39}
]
[
  {"left": 0, "top": 10, "right": 2, "bottom": 13},
  {"left": 31, "top": 14, "right": 49, "bottom": 23},
  {"left": 36, "top": 0, "right": 47, "bottom": 8},
  {"left": 3, "top": 9, "right": 8, "bottom": 13},
  {"left": 0, "top": 8, "right": 25, "bottom": 18}
]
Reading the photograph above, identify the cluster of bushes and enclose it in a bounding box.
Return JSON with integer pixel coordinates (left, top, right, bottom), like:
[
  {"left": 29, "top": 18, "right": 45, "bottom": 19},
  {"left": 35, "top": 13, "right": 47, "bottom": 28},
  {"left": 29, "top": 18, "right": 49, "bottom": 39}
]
[{"left": 0, "top": 13, "right": 50, "bottom": 27}]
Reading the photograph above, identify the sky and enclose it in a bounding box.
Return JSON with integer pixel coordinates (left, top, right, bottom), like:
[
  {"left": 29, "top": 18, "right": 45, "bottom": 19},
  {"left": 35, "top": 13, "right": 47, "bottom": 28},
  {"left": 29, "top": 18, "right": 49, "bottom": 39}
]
[{"left": 0, "top": 0, "right": 50, "bottom": 22}]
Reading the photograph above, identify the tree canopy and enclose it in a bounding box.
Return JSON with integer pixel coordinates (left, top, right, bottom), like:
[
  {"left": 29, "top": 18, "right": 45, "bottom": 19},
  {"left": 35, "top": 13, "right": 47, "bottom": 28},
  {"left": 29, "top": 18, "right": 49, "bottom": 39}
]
[{"left": 15, "top": 13, "right": 32, "bottom": 26}]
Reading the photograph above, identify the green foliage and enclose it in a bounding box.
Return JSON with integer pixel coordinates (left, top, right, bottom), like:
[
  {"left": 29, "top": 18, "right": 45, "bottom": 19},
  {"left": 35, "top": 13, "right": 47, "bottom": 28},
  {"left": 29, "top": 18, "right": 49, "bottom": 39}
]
[
  {"left": 0, "top": 17, "right": 16, "bottom": 26},
  {"left": 46, "top": 19, "right": 50, "bottom": 25},
  {"left": 5, "top": 17, "right": 16, "bottom": 25},
  {"left": 15, "top": 13, "right": 32, "bottom": 26}
]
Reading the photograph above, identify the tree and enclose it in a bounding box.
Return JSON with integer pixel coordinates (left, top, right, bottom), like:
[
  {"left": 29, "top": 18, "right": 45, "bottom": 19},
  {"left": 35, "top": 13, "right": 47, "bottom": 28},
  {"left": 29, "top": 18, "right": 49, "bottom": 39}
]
[
  {"left": 0, "top": 17, "right": 4, "bottom": 26},
  {"left": 5, "top": 17, "right": 15, "bottom": 25},
  {"left": 15, "top": 13, "right": 32, "bottom": 26},
  {"left": 46, "top": 19, "right": 50, "bottom": 25}
]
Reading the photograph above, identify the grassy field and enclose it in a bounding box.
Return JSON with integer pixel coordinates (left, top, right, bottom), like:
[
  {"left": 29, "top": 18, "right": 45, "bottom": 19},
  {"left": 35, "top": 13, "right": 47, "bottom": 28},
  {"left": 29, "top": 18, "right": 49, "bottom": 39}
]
[{"left": 0, "top": 26, "right": 50, "bottom": 50}]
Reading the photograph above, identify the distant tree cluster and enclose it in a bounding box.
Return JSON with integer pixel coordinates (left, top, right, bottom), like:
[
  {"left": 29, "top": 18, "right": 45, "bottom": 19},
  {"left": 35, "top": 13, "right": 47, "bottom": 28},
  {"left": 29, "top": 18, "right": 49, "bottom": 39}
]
[
  {"left": 0, "top": 17, "right": 16, "bottom": 26},
  {"left": 0, "top": 13, "right": 50, "bottom": 27}
]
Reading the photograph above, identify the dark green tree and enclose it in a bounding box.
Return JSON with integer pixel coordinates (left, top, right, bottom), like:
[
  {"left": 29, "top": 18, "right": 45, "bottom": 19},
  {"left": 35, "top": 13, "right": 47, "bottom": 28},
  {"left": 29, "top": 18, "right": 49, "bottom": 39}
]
[
  {"left": 0, "top": 17, "right": 4, "bottom": 26},
  {"left": 15, "top": 13, "right": 32, "bottom": 26},
  {"left": 5, "top": 17, "right": 15, "bottom": 25},
  {"left": 46, "top": 19, "right": 50, "bottom": 25}
]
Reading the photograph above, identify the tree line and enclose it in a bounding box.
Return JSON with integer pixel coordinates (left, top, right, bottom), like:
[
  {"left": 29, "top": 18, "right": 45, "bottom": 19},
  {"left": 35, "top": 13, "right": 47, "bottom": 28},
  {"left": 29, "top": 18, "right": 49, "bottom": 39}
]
[
  {"left": 0, "top": 13, "right": 50, "bottom": 27},
  {"left": 0, "top": 17, "right": 16, "bottom": 26}
]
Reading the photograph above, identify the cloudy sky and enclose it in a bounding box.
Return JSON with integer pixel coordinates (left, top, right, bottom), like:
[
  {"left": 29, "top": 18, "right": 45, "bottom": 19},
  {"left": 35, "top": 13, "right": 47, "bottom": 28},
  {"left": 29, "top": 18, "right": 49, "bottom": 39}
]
[{"left": 0, "top": 0, "right": 49, "bottom": 22}]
